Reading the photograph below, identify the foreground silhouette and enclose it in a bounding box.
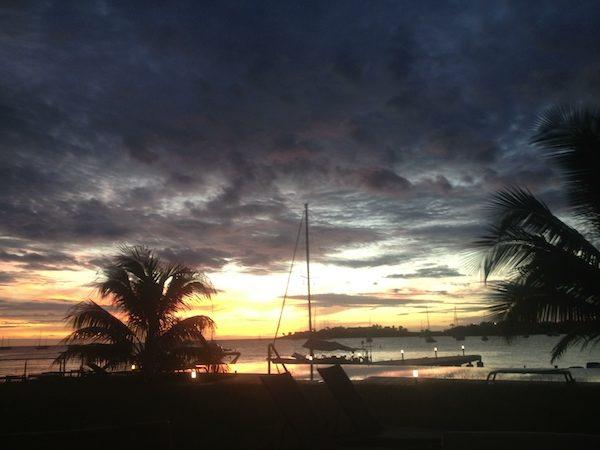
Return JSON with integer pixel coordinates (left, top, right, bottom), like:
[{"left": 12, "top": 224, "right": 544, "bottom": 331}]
[
  {"left": 56, "top": 245, "right": 223, "bottom": 375},
  {"left": 477, "top": 106, "right": 600, "bottom": 361}
]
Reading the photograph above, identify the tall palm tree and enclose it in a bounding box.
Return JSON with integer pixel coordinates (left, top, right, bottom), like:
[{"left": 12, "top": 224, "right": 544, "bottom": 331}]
[
  {"left": 56, "top": 246, "right": 223, "bottom": 375},
  {"left": 477, "top": 106, "right": 600, "bottom": 361}
]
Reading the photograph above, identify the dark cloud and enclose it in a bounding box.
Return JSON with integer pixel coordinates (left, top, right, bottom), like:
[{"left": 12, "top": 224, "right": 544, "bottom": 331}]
[
  {"left": 0, "top": 298, "right": 74, "bottom": 322},
  {"left": 386, "top": 265, "right": 463, "bottom": 279},
  {"left": 0, "top": 249, "right": 78, "bottom": 270},
  {"left": 0, "top": 0, "right": 598, "bottom": 277},
  {"left": 0, "top": 272, "right": 17, "bottom": 284},
  {"left": 288, "top": 293, "right": 435, "bottom": 308},
  {"left": 326, "top": 253, "right": 406, "bottom": 269}
]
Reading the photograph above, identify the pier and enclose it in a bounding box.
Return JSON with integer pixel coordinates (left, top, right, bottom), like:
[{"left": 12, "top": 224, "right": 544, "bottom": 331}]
[{"left": 269, "top": 354, "right": 483, "bottom": 367}]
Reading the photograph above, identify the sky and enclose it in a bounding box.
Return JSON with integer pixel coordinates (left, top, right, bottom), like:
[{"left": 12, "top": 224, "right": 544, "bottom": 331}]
[{"left": 1, "top": 1, "right": 600, "bottom": 340}]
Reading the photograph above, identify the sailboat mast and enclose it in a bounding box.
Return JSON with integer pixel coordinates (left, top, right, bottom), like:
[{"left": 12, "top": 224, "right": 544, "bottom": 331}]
[
  {"left": 305, "top": 203, "right": 314, "bottom": 381},
  {"left": 305, "top": 203, "right": 312, "bottom": 333}
]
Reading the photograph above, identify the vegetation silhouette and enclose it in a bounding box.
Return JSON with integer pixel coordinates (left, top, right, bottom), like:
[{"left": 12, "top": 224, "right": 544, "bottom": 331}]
[
  {"left": 477, "top": 106, "right": 600, "bottom": 361},
  {"left": 56, "top": 245, "right": 225, "bottom": 376}
]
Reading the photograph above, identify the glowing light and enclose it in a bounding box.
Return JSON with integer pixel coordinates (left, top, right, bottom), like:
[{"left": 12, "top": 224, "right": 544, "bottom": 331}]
[
  {"left": 307, "top": 355, "right": 313, "bottom": 361},
  {"left": 190, "top": 370, "right": 197, "bottom": 379},
  {"left": 131, "top": 364, "right": 136, "bottom": 370},
  {"left": 401, "top": 349, "right": 404, "bottom": 360},
  {"left": 412, "top": 369, "right": 419, "bottom": 378}
]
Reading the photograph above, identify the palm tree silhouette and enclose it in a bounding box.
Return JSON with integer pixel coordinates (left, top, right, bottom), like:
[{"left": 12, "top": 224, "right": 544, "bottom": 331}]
[
  {"left": 477, "top": 106, "right": 600, "bottom": 362},
  {"left": 57, "top": 246, "right": 222, "bottom": 375}
]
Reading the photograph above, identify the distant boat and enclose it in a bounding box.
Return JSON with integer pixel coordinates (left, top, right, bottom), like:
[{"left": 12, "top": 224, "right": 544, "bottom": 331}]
[
  {"left": 452, "top": 307, "right": 466, "bottom": 341},
  {"left": 425, "top": 335, "right": 437, "bottom": 343},
  {"left": 546, "top": 331, "right": 560, "bottom": 337},
  {"left": 522, "top": 334, "right": 530, "bottom": 338},
  {"left": 0, "top": 337, "right": 12, "bottom": 351},
  {"left": 35, "top": 335, "right": 49, "bottom": 350},
  {"left": 481, "top": 335, "right": 489, "bottom": 342},
  {"left": 423, "top": 306, "right": 436, "bottom": 343}
]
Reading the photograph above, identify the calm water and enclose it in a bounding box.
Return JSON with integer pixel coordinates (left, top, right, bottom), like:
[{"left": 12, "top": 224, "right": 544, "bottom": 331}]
[{"left": 3, "top": 335, "right": 600, "bottom": 382}]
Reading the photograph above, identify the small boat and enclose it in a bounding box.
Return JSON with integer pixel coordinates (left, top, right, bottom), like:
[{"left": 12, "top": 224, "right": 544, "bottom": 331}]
[
  {"left": 481, "top": 335, "right": 489, "bottom": 342},
  {"left": 451, "top": 307, "right": 465, "bottom": 341},
  {"left": 35, "top": 335, "right": 49, "bottom": 350},
  {"left": 0, "top": 336, "right": 11, "bottom": 351},
  {"left": 423, "top": 306, "right": 436, "bottom": 342}
]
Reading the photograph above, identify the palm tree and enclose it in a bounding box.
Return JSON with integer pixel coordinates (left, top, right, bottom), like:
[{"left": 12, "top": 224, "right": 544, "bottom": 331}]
[
  {"left": 477, "top": 106, "right": 600, "bottom": 362},
  {"left": 56, "top": 246, "right": 224, "bottom": 375}
]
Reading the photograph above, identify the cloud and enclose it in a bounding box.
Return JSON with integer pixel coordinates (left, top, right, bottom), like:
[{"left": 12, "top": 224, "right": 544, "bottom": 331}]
[
  {"left": 0, "top": 272, "right": 17, "bottom": 284},
  {"left": 325, "top": 253, "right": 407, "bottom": 268},
  {"left": 386, "top": 265, "right": 463, "bottom": 279},
  {"left": 1, "top": 0, "right": 599, "bottom": 333},
  {"left": 288, "top": 292, "right": 435, "bottom": 308}
]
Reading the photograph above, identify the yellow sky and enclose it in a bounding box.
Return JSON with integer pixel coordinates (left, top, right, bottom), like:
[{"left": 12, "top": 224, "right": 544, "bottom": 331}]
[{"left": 0, "top": 254, "right": 488, "bottom": 340}]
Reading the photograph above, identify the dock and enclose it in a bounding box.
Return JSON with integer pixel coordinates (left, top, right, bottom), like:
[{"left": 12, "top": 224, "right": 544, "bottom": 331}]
[{"left": 269, "top": 354, "right": 483, "bottom": 367}]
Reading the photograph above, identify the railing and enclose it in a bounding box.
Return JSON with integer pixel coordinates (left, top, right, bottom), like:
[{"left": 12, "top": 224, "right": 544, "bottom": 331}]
[{"left": 267, "top": 343, "right": 288, "bottom": 374}]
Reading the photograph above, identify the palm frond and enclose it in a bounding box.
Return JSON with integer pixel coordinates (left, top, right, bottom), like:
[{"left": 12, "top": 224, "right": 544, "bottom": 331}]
[
  {"left": 550, "top": 321, "right": 600, "bottom": 362},
  {"left": 160, "top": 315, "right": 215, "bottom": 348},
  {"left": 476, "top": 189, "right": 600, "bottom": 280},
  {"left": 489, "top": 280, "right": 599, "bottom": 324},
  {"left": 160, "top": 268, "right": 216, "bottom": 317},
  {"left": 531, "top": 106, "right": 600, "bottom": 234},
  {"left": 63, "top": 300, "right": 136, "bottom": 345},
  {"left": 55, "top": 343, "right": 134, "bottom": 369}
]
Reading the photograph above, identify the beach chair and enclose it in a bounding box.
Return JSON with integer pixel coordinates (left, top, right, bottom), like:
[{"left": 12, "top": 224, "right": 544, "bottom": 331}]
[
  {"left": 260, "top": 372, "right": 337, "bottom": 450},
  {"left": 317, "top": 364, "right": 441, "bottom": 449}
]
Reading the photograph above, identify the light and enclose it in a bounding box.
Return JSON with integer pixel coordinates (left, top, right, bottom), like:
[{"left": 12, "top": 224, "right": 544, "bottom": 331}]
[
  {"left": 434, "top": 347, "right": 438, "bottom": 358},
  {"left": 461, "top": 345, "right": 465, "bottom": 356},
  {"left": 190, "top": 370, "right": 197, "bottom": 379},
  {"left": 131, "top": 364, "right": 136, "bottom": 370},
  {"left": 307, "top": 355, "right": 313, "bottom": 361},
  {"left": 401, "top": 349, "right": 404, "bottom": 360},
  {"left": 412, "top": 369, "right": 419, "bottom": 378}
]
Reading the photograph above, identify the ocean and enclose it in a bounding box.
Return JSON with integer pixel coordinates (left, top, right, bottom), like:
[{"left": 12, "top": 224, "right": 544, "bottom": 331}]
[{"left": 3, "top": 335, "right": 600, "bottom": 382}]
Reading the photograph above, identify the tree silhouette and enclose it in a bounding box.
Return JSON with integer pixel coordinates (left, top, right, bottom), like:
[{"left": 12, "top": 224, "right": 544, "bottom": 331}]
[
  {"left": 477, "top": 106, "right": 600, "bottom": 361},
  {"left": 56, "top": 246, "right": 223, "bottom": 374}
]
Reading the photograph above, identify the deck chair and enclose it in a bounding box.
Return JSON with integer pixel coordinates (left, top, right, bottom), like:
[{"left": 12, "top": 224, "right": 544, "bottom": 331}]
[
  {"left": 317, "top": 364, "right": 441, "bottom": 449},
  {"left": 260, "top": 372, "right": 337, "bottom": 450}
]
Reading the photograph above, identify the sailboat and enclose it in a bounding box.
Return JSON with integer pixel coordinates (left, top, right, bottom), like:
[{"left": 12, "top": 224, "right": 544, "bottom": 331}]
[
  {"left": 0, "top": 336, "right": 12, "bottom": 351},
  {"left": 423, "top": 306, "right": 436, "bottom": 343},
  {"left": 451, "top": 306, "right": 465, "bottom": 341},
  {"left": 266, "top": 205, "right": 484, "bottom": 373},
  {"left": 267, "top": 204, "right": 369, "bottom": 378},
  {"left": 35, "top": 334, "right": 49, "bottom": 350}
]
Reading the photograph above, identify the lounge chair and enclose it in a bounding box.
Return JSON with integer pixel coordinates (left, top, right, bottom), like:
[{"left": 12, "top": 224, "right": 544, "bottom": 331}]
[
  {"left": 260, "top": 372, "right": 337, "bottom": 450},
  {"left": 317, "top": 364, "right": 441, "bottom": 449}
]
